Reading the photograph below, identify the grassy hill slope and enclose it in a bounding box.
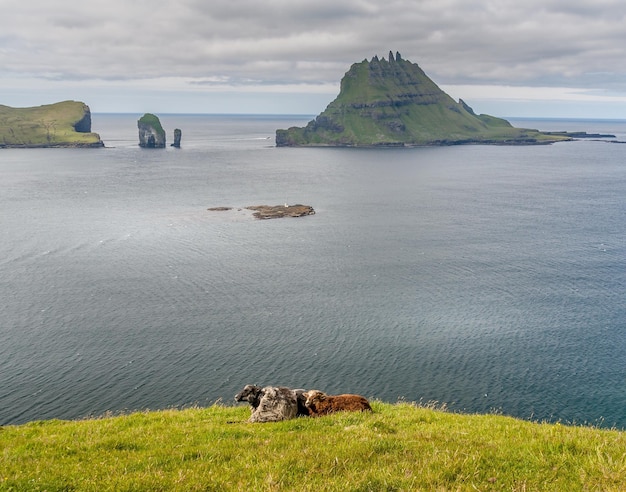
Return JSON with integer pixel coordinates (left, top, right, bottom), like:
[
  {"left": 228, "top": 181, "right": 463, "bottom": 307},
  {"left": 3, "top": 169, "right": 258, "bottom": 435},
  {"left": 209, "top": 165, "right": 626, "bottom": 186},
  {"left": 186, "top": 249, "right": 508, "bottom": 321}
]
[
  {"left": 0, "top": 101, "right": 103, "bottom": 148},
  {"left": 1, "top": 402, "right": 625, "bottom": 491},
  {"left": 276, "top": 53, "right": 571, "bottom": 147}
]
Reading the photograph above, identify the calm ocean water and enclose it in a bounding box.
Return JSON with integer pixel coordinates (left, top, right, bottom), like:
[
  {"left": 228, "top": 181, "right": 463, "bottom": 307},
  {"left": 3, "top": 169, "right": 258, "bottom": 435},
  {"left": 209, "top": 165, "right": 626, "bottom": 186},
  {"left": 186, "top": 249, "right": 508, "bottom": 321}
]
[{"left": 1, "top": 114, "right": 625, "bottom": 428}]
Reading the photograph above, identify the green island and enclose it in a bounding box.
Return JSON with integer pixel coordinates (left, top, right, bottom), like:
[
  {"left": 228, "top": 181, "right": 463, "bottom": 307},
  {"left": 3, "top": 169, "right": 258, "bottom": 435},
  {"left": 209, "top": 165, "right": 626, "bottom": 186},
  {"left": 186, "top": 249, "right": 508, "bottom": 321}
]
[
  {"left": 0, "top": 101, "right": 103, "bottom": 148},
  {"left": 138, "top": 113, "right": 167, "bottom": 148},
  {"left": 1, "top": 402, "right": 625, "bottom": 490},
  {"left": 276, "top": 52, "right": 575, "bottom": 147}
]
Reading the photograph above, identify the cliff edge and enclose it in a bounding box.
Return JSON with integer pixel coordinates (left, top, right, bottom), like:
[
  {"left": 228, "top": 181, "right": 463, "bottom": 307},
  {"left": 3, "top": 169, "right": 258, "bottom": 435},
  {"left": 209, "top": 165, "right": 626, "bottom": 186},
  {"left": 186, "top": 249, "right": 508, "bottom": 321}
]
[{"left": 276, "top": 52, "right": 571, "bottom": 147}]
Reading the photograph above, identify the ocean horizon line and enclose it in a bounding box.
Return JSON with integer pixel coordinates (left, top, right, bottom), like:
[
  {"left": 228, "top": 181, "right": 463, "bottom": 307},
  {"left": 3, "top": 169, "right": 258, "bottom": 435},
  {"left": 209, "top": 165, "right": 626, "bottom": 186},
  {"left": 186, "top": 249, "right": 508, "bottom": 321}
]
[{"left": 91, "top": 112, "right": 626, "bottom": 123}]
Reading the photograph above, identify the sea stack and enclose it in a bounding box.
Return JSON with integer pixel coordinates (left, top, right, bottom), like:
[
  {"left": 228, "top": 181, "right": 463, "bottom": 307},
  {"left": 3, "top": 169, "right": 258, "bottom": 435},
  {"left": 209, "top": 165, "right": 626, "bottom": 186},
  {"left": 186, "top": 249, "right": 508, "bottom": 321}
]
[
  {"left": 171, "top": 128, "right": 182, "bottom": 148},
  {"left": 138, "top": 113, "right": 166, "bottom": 148}
]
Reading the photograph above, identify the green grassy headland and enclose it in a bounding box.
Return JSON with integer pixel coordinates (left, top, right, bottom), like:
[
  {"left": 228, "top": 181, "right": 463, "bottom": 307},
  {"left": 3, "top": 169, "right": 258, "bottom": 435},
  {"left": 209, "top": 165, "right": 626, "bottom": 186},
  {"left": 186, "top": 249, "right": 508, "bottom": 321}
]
[
  {"left": 1, "top": 402, "right": 625, "bottom": 491},
  {"left": 0, "top": 101, "right": 103, "bottom": 148},
  {"left": 276, "top": 52, "right": 572, "bottom": 147}
]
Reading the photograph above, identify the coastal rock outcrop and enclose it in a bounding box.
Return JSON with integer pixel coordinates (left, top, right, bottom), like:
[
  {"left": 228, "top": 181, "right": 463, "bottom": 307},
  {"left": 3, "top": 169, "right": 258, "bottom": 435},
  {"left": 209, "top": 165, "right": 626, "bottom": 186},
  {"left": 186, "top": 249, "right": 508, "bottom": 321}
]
[
  {"left": 138, "top": 113, "right": 166, "bottom": 148},
  {"left": 276, "top": 52, "right": 572, "bottom": 147},
  {"left": 246, "top": 204, "right": 315, "bottom": 219},
  {"left": 207, "top": 204, "right": 315, "bottom": 219},
  {"left": 171, "top": 128, "right": 182, "bottom": 148}
]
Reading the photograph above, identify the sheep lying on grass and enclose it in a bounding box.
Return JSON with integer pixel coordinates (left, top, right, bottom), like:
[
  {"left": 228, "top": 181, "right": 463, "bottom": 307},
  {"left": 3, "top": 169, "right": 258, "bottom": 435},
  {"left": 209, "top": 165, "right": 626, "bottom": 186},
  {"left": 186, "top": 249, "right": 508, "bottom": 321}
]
[
  {"left": 234, "top": 384, "right": 309, "bottom": 422},
  {"left": 293, "top": 388, "right": 310, "bottom": 417},
  {"left": 303, "top": 390, "right": 372, "bottom": 416}
]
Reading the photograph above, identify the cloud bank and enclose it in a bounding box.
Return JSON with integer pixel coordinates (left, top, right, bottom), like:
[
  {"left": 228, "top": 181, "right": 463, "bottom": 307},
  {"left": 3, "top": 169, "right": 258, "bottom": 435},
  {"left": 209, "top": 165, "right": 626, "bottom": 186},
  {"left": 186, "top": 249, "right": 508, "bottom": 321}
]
[{"left": 2, "top": 0, "right": 626, "bottom": 116}]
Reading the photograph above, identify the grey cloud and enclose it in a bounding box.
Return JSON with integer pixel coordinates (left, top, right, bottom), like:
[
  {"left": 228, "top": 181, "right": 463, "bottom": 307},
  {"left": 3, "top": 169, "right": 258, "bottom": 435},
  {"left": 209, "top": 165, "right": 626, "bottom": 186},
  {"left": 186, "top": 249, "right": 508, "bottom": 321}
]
[{"left": 1, "top": 0, "right": 626, "bottom": 94}]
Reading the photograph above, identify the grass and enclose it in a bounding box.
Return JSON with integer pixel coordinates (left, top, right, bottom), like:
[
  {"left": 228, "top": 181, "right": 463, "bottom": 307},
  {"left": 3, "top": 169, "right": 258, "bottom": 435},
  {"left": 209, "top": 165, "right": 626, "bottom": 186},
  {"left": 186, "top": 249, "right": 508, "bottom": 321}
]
[
  {"left": 138, "top": 113, "right": 165, "bottom": 134},
  {"left": 1, "top": 402, "right": 625, "bottom": 491},
  {"left": 0, "top": 101, "right": 102, "bottom": 147}
]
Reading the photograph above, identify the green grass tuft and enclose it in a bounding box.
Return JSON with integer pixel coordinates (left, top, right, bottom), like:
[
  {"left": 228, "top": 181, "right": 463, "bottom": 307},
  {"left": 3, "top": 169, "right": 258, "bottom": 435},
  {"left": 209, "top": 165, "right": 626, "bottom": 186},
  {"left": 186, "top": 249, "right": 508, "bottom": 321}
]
[
  {"left": 138, "top": 113, "right": 165, "bottom": 134},
  {"left": 1, "top": 402, "right": 625, "bottom": 491}
]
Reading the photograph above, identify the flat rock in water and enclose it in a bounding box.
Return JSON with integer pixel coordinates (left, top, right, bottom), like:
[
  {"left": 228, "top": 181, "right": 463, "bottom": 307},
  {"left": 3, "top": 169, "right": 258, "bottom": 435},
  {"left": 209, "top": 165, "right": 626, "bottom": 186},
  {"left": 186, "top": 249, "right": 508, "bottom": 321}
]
[
  {"left": 246, "top": 204, "right": 315, "bottom": 219},
  {"left": 207, "top": 204, "right": 315, "bottom": 219}
]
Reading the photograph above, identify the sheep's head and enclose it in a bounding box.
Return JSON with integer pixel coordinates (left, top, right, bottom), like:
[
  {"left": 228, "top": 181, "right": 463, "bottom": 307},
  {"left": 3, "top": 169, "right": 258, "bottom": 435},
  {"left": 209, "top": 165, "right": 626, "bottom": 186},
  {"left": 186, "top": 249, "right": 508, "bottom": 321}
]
[
  {"left": 234, "top": 384, "right": 263, "bottom": 407},
  {"left": 304, "top": 390, "right": 326, "bottom": 407}
]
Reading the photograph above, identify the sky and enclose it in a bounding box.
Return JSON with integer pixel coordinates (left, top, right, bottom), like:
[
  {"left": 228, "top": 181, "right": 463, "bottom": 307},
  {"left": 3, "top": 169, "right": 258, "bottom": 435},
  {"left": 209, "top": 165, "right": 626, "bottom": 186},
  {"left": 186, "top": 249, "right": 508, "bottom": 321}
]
[{"left": 2, "top": 0, "right": 626, "bottom": 118}]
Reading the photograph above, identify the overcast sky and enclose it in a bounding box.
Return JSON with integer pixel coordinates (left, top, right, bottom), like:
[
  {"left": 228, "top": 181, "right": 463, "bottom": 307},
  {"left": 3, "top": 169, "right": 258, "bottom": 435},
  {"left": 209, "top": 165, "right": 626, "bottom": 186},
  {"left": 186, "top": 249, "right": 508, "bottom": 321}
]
[{"left": 2, "top": 0, "right": 626, "bottom": 118}]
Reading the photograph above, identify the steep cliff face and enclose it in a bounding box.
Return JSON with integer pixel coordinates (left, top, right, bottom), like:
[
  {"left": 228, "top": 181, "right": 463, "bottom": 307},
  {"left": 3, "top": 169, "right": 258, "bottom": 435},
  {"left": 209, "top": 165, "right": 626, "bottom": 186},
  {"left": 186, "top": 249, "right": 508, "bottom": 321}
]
[
  {"left": 138, "top": 113, "right": 166, "bottom": 148},
  {"left": 73, "top": 110, "right": 92, "bottom": 133},
  {"left": 276, "top": 52, "right": 569, "bottom": 147}
]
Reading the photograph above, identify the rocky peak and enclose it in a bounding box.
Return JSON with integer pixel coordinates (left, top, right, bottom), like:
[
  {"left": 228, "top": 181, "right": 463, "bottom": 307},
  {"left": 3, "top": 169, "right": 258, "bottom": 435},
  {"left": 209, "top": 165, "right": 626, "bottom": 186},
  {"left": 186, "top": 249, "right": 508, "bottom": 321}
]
[{"left": 387, "top": 51, "right": 403, "bottom": 63}]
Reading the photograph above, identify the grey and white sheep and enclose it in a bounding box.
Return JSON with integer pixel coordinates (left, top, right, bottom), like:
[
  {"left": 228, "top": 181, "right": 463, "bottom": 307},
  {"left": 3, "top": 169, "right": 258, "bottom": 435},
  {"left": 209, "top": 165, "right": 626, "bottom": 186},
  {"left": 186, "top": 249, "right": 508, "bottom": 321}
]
[{"left": 235, "top": 384, "right": 309, "bottom": 422}]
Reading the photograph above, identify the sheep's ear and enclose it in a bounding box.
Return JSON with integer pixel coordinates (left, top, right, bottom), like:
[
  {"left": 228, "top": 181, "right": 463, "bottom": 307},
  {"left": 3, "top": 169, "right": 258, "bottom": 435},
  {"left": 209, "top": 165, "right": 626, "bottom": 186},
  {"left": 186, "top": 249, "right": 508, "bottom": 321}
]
[{"left": 319, "top": 393, "right": 326, "bottom": 401}]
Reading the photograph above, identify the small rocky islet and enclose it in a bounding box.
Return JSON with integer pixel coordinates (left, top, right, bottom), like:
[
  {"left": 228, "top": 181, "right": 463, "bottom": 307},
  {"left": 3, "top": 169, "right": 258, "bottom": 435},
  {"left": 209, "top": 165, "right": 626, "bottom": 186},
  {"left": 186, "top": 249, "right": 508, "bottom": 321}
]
[{"left": 208, "top": 204, "right": 315, "bottom": 220}]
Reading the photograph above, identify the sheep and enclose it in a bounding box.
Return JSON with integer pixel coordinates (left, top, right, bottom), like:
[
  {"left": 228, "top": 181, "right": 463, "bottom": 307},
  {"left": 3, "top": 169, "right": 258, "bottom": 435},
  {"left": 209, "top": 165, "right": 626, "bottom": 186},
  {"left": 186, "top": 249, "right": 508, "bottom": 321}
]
[
  {"left": 234, "top": 384, "right": 264, "bottom": 409},
  {"left": 234, "top": 384, "right": 309, "bottom": 422},
  {"left": 293, "top": 388, "right": 311, "bottom": 417},
  {"left": 303, "top": 389, "right": 372, "bottom": 416}
]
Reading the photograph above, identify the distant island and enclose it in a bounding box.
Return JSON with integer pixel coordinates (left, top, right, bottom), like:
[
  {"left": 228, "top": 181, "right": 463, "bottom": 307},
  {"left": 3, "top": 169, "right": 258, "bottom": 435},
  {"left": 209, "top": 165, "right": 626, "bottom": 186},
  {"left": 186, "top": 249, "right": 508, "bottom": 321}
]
[
  {"left": 276, "top": 52, "right": 579, "bottom": 147},
  {"left": 0, "top": 101, "right": 103, "bottom": 148}
]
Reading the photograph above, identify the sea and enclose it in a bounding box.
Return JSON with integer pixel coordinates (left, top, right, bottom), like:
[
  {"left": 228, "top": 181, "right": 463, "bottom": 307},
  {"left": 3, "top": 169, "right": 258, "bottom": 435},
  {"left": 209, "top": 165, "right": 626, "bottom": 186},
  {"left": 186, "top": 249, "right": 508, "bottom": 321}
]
[{"left": 1, "top": 114, "right": 625, "bottom": 428}]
